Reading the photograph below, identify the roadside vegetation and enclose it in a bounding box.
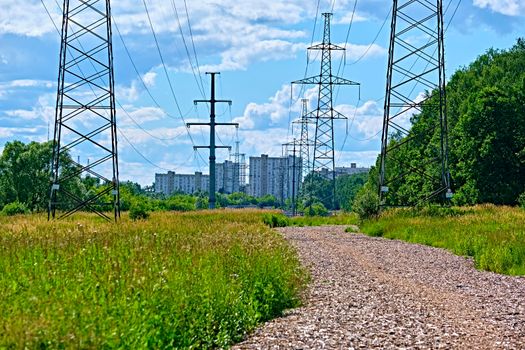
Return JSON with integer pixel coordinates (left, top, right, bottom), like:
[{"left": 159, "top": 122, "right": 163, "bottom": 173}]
[
  {"left": 360, "top": 205, "right": 525, "bottom": 275},
  {"left": 262, "top": 212, "right": 359, "bottom": 228},
  {"left": 0, "top": 210, "right": 307, "bottom": 348}
]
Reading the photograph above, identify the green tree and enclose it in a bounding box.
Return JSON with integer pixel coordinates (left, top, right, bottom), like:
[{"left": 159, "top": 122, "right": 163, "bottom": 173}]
[{"left": 0, "top": 141, "right": 83, "bottom": 212}]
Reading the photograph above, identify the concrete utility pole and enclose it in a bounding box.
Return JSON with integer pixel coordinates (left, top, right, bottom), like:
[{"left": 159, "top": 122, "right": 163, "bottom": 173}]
[{"left": 187, "top": 72, "right": 238, "bottom": 209}]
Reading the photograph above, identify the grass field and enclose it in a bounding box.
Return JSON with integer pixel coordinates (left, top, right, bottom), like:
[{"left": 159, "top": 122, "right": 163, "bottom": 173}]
[
  {"left": 361, "top": 205, "right": 525, "bottom": 275},
  {"left": 0, "top": 210, "right": 307, "bottom": 349}
]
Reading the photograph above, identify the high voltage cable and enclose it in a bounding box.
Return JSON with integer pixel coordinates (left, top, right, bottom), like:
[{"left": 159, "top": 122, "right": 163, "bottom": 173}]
[
  {"left": 287, "top": 0, "right": 323, "bottom": 140},
  {"left": 169, "top": 0, "right": 206, "bottom": 98},
  {"left": 183, "top": 0, "right": 206, "bottom": 93},
  {"left": 347, "top": 7, "right": 391, "bottom": 66},
  {"left": 141, "top": 0, "right": 208, "bottom": 165}
]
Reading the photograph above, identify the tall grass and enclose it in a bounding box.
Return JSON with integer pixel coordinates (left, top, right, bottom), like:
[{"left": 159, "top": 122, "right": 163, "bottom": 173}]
[
  {"left": 0, "top": 210, "right": 306, "bottom": 348},
  {"left": 361, "top": 205, "right": 525, "bottom": 275}
]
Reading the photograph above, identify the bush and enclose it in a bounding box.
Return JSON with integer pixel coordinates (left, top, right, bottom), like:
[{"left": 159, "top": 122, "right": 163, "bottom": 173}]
[
  {"left": 166, "top": 197, "right": 195, "bottom": 211},
  {"left": 518, "top": 192, "right": 525, "bottom": 209},
  {"left": 129, "top": 201, "right": 150, "bottom": 220},
  {"left": 262, "top": 213, "right": 289, "bottom": 228},
  {"left": 353, "top": 186, "right": 379, "bottom": 220},
  {"left": 1, "top": 201, "right": 29, "bottom": 216},
  {"left": 304, "top": 202, "right": 329, "bottom": 217}
]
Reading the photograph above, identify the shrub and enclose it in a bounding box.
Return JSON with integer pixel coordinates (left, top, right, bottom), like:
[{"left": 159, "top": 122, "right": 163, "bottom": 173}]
[
  {"left": 129, "top": 201, "right": 150, "bottom": 220},
  {"left": 262, "top": 213, "right": 289, "bottom": 228},
  {"left": 1, "top": 201, "right": 29, "bottom": 216},
  {"left": 304, "top": 202, "right": 329, "bottom": 217},
  {"left": 518, "top": 192, "right": 525, "bottom": 209},
  {"left": 353, "top": 186, "right": 379, "bottom": 220}
]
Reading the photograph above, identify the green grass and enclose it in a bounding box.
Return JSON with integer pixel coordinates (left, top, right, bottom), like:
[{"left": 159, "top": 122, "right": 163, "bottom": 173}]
[
  {"left": 262, "top": 212, "right": 359, "bottom": 228},
  {"left": 360, "top": 205, "right": 525, "bottom": 275},
  {"left": 0, "top": 210, "right": 307, "bottom": 349}
]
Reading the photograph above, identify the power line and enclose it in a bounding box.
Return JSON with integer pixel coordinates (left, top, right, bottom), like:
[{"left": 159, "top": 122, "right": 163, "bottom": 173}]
[
  {"left": 141, "top": 0, "right": 208, "bottom": 165},
  {"left": 141, "top": 0, "right": 197, "bottom": 143},
  {"left": 169, "top": 0, "right": 206, "bottom": 98},
  {"left": 347, "top": 7, "right": 391, "bottom": 66},
  {"left": 183, "top": 0, "right": 206, "bottom": 93}
]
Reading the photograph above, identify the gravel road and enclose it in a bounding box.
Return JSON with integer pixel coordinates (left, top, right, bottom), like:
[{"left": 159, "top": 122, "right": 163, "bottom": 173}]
[{"left": 233, "top": 226, "right": 525, "bottom": 349}]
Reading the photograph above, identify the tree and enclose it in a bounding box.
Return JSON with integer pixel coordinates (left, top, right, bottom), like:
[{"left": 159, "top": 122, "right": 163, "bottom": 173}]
[{"left": 0, "top": 141, "right": 83, "bottom": 212}]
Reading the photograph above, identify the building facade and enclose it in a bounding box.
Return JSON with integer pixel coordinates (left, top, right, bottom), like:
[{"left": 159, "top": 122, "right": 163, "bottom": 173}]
[
  {"left": 154, "top": 162, "right": 240, "bottom": 196},
  {"left": 248, "top": 154, "right": 301, "bottom": 202}
]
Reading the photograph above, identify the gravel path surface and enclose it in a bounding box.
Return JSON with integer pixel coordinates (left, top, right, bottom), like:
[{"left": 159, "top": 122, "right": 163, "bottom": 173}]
[{"left": 233, "top": 226, "right": 525, "bottom": 349}]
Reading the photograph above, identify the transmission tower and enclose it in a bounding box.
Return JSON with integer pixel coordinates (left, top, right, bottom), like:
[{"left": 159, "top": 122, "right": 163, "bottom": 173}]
[
  {"left": 188, "top": 72, "right": 238, "bottom": 209},
  {"left": 282, "top": 139, "right": 301, "bottom": 216},
  {"left": 292, "top": 13, "right": 360, "bottom": 207},
  {"left": 49, "top": 0, "right": 120, "bottom": 221},
  {"left": 379, "top": 0, "right": 452, "bottom": 206},
  {"left": 293, "top": 99, "right": 314, "bottom": 179}
]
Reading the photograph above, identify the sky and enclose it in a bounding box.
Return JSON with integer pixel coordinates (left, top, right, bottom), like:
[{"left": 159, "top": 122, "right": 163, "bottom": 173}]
[{"left": 0, "top": 0, "right": 523, "bottom": 186}]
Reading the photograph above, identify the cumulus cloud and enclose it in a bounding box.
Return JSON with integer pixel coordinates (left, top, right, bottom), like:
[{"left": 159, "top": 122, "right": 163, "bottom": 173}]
[{"left": 473, "top": 0, "right": 525, "bottom": 16}]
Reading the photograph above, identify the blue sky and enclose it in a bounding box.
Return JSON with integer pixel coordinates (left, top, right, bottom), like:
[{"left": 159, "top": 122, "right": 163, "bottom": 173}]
[{"left": 0, "top": 0, "right": 523, "bottom": 185}]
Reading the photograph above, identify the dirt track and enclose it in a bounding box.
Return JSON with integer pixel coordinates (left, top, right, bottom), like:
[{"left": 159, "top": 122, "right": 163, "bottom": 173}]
[{"left": 233, "top": 226, "right": 525, "bottom": 349}]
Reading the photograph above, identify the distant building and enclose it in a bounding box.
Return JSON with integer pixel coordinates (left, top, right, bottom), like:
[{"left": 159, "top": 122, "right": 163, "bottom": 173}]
[
  {"left": 316, "top": 163, "right": 370, "bottom": 179},
  {"left": 216, "top": 160, "right": 240, "bottom": 194},
  {"left": 154, "top": 161, "right": 240, "bottom": 196},
  {"left": 248, "top": 154, "right": 301, "bottom": 202},
  {"left": 155, "top": 171, "right": 176, "bottom": 195}
]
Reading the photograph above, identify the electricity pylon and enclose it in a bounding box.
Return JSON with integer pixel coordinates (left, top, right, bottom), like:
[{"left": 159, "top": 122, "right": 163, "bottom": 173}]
[
  {"left": 379, "top": 0, "right": 452, "bottom": 207},
  {"left": 292, "top": 13, "right": 360, "bottom": 208},
  {"left": 293, "top": 99, "right": 314, "bottom": 179},
  {"left": 282, "top": 139, "right": 302, "bottom": 216},
  {"left": 49, "top": 0, "right": 120, "bottom": 221},
  {"left": 188, "top": 72, "right": 238, "bottom": 209}
]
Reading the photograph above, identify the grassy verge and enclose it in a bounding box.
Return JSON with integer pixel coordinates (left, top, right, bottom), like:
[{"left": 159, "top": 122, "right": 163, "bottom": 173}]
[
  {"left": 262, "top": 212, "right": 359, "bottom": 228},
  {"left": 0, "top": 210, "right": 307, "bottom": 349},
  {"left": 360, "top": 205, "right": 525, "bottom": 275}
]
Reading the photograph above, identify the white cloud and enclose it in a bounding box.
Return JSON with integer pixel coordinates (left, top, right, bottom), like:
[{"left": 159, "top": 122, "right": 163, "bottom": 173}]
[
  {"left": 333, "top": 11, "right": 370, "bottom": 25},
  {"left": 233, "top": 84, "right": 312, "bottom": 130},
  {"left": 473, "top": 0, "right": 525, "bottom": 16},
  {"left": 142, "top": 72, "right": 157, "bottom": 87},
  {"left": 0, "top": 1, "right": 57, "bottom": 37}
]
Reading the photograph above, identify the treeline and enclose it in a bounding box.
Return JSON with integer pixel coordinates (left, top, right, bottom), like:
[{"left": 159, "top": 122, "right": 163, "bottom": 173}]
[
  {"left": 362, "top": 39, "right": 525, "bottom": 207},
  {"left": 0, "top": 140, "right": 368, "bottom": 215}
]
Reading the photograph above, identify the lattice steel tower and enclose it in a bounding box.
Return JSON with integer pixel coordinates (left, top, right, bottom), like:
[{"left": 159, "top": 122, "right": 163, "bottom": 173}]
[
  {"left": 379, "top": 0, "right": 451, "bottom": 207},
  {"left": 293, "top": 13, "right": 359, "bottom": 206},
  {"left": 293, "top": 99, "right": 313, "bottom": 179},
  {"left": 49, "top": 0, "right": 120, "bottom": 220}
]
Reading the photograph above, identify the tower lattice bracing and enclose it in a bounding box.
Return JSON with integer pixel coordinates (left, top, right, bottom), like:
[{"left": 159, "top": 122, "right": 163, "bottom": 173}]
[
  {"left": 379, "top": 0, "right": 451, "bottom": 207},
  {"left": 293, "top": 13, "right": 359, "bottom": 206},
  {"left": 49, "top": 0, "right": 120, "bottom": 220}
]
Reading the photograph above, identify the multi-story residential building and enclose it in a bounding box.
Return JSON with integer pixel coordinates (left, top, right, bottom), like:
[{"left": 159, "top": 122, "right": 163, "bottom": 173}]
[
  {"left": 216, "top": 160, "right": 240, "bottom": 194},
  {"left": 154, "top": 162, "right": 240, "bottom": 196},
  {"left": 155, "top": 171, "right": 176, "bottom": 195},
  {"left": 316, "top": 163, "right": 370, "bottom": 179},
  {"left": 248, "top": 154, "right": 301, "bottom": 202}
]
